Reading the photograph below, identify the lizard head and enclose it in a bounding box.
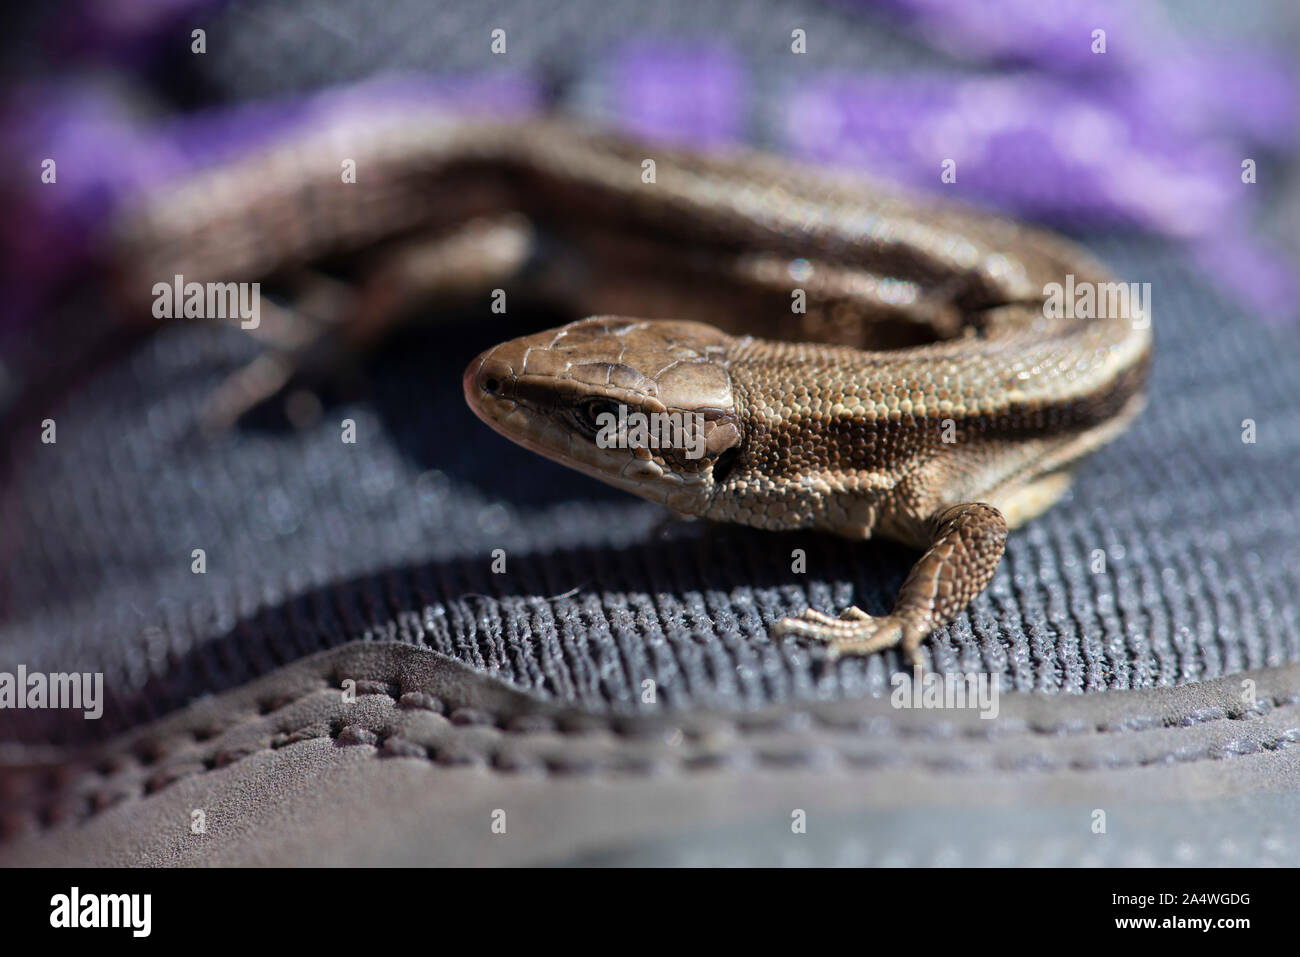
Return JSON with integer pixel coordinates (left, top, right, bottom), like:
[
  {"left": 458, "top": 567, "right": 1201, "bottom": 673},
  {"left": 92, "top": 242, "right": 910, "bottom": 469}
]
[{"left": 464, "top": 317, "right": 744, "bottom": 514}]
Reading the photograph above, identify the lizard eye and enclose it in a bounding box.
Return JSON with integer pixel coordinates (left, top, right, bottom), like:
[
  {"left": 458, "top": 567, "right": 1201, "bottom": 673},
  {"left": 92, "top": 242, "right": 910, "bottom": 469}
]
[{"left": 576, "top": 399, "right": 621, "bottom": 435}]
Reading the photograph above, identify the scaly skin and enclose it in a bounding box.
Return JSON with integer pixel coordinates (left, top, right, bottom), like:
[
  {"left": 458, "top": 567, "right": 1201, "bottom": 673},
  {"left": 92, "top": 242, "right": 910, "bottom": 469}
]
[
  {"left": 104, "top": 114, "right": 1150, "bottom": 662},
  {"left": 464, "top": 306, "right": 1148, "bottom": 664}
]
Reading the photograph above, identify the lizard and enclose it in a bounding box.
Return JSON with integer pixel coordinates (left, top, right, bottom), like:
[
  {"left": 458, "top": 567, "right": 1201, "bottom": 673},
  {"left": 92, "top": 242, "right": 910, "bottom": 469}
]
[{"left": 103, "top": 113, "right": 1150, "bottom": 662}]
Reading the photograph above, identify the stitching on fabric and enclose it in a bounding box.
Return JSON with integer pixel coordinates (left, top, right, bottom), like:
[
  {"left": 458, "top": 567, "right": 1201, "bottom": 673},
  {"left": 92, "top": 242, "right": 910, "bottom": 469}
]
[{"left": 3, "top": 668, "right": 1299, "bottom": 842}]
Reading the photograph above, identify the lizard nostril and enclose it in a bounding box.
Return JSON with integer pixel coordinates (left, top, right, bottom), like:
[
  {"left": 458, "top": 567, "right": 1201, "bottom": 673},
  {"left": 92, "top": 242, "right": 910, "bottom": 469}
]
[
  {"left": 464, "top": 355, "right": 513, "bottom": 408},
  {"left": 472, "top": 358, "right": 512, "bottom": 398}
]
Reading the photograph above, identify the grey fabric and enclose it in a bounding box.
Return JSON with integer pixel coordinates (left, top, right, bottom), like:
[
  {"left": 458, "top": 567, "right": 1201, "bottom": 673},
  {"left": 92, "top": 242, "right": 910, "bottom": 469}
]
[
  {"left": 3, "top": 238, "right": 1299, "bottom": 746},
  {"left": 1, "top": 0, "right": 1298, "bottom": 748},
  {"left": 5, "top": 0, "right": 1299, "bottom": 872},
  {"left": 4, "top": 641, "right": 1299, "bottom": 865}
]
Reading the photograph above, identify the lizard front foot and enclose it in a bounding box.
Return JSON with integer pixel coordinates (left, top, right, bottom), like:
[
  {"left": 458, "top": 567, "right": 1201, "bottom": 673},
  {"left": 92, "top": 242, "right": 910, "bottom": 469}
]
[
  {"left": 773, "top": 606, "right": 927, "bottom": 665},
  {"left": 772, "top": 503, "right": 1010, "bottom": 667}
]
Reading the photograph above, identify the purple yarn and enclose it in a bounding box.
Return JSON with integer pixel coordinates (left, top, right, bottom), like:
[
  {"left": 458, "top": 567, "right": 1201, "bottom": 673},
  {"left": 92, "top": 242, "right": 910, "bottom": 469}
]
[
  {"left": 1, "top": 73, "right": 542, "bottom": 332},
  {"left": 609, "top": 41, "right": 746, "bottom": 147}
]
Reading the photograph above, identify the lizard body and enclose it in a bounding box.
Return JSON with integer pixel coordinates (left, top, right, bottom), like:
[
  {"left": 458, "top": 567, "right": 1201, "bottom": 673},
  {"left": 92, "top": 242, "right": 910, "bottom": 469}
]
[{"left": 108, "top": 115, "right": 1151, "bottom": 661}]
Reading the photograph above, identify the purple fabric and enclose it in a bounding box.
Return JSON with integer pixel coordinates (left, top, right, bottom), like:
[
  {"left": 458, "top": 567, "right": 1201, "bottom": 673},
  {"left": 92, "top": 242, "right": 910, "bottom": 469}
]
[
  {"left": 867, "top": 0, "right": 1154, "bottom": 72},
  {"left": 1137, "top": 46, "right": 1297, "bottom": 150},
  {"left": 2, "top": 0, "right": 1294, "bottom": 335},
  {"left": 52, "top": 0, "right": 232, "bottom": 62},
  {"left": 1, "top": 72, "right": 542, "bottom": 334},
  {"left": 0, "top": 84, "right": 175, "bottom": 332},
  {"left": 815, "top": 0, "right": 1299, "bottom": 322},
  {"left": 781, "top": 73, "right": 1240, "bottom": 234},
  {"left": 610, "top": 42, "right": 745, "bottom": 147}
]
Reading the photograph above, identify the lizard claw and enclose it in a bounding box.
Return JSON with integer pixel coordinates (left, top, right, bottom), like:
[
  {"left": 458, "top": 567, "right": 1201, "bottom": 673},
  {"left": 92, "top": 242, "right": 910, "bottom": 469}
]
[{"left": 772, "top": 605, "right": 920, "bottom": 662}]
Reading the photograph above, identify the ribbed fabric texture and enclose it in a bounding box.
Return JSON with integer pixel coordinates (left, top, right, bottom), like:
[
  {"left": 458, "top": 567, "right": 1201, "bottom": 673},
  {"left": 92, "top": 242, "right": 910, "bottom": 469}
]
[
  {"left": 3, "top": 239, "right": 1298, "bottom": 743},
  {"left": 1, "top": 0, "right": 1297, "bottom": 743}
]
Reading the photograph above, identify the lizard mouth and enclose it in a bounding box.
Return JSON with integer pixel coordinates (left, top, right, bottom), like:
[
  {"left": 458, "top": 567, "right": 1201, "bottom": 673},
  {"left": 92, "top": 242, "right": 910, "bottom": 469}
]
[
  {"left": 463, "top": 346, "right": 702, "bottom": 505},
  {"left": 462, "top": 351, "right": 565, "bottom": 465}
]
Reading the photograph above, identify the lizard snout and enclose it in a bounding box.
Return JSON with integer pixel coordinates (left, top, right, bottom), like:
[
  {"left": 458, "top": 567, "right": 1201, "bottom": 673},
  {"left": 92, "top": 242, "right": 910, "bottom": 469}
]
[{"left": 463, "top": 349, "right": 519, "bottom": 416}]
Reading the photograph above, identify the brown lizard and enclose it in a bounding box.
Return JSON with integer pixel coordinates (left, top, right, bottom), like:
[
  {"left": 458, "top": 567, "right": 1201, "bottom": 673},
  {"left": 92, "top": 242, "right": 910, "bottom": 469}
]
[{"left": 107, "top": 115, "right": 1151, "bottom": 662}]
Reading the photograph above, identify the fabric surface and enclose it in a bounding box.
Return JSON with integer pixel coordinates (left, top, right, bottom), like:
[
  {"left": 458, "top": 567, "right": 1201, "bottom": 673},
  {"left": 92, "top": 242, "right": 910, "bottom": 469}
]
[
  {"left": 3, "top": 240, "right": 1298, "bottom": 746},
  {"left": 5, "top": 641, "right": 1300, "bottom": 865},
  {"left": 1, "top": 0, "right": 1298, "bottom": 749}
]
